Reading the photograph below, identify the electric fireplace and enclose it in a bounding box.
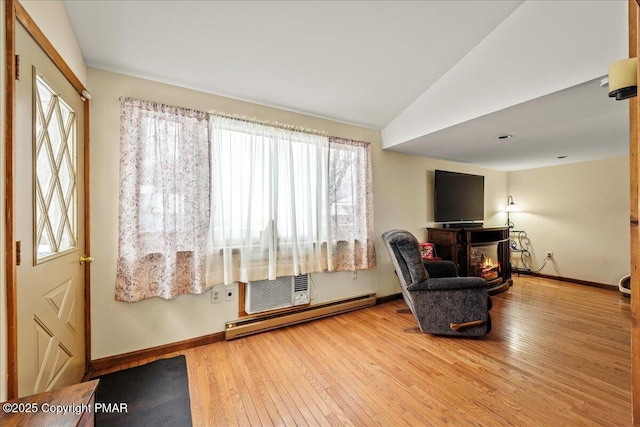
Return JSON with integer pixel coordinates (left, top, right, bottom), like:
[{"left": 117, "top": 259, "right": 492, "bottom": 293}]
[{"left": 427, "top": 226, "right": 512, "bottom": 295}]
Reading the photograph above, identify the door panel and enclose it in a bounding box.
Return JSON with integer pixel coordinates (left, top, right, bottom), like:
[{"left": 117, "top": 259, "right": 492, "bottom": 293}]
[{"left": 15, "top": 21, "right": 85, "bottom": 397}]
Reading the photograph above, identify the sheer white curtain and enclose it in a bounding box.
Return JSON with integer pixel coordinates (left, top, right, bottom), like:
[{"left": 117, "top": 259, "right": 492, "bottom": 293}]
[
  {"left": 116, "top": 98, "right": 210, "bottom": 301},
  {"left": 329, "top": 137, "right": 376, "bottom": 270},
  {"left": 117, "top": 101, "right": 376, "bottom": 297},
  {"left": 206, "top": 116, "right": 330, "bottom": 285}
]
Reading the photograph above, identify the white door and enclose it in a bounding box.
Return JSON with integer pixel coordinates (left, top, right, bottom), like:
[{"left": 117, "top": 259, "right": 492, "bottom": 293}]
[{"left": 14, "top": 20, "right": 86, "bottom": 397}]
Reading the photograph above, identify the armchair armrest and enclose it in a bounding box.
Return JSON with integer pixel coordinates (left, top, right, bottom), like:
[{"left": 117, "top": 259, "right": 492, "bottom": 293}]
[
  {"left": 423, "top": 260, "right": 458, "bottom": 278},
  {"left": 407, "top": 277, "right": 488, "bottom": 292}
]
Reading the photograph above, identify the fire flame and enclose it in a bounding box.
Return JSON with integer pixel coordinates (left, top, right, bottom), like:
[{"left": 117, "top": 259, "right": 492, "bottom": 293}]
[{"left": 483, "top": 258, "right": 496, "bottom": 268}]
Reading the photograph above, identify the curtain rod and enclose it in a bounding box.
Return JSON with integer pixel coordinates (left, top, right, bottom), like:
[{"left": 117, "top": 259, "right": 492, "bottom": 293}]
[
  {"left": 120, "top": 98, "right": 328, "bottom": 136},
  {"left": 209, "top": 110, "right": 328, "bottom": 137}
]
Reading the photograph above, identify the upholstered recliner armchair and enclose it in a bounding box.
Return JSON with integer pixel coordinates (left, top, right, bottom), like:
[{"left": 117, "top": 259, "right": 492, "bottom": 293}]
[{"left": 382, "top": 229, "right": 492, "bottom": 336}]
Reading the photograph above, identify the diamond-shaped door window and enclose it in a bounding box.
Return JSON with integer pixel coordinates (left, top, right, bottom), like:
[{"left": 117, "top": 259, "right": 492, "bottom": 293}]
[{"left": 34, "top": 73, "right": 77, "bottom": 263}]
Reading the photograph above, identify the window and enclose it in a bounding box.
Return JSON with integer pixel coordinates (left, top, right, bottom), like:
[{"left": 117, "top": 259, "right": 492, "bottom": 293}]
[
  {"left": 34, "top": 73, "right": 78, "bottom": 262},
  {"left": 206, "top": 116, "right": 330, "bottom": 285},
  {"left": 328, "top": 137, "right": 376, "bottom": 271},
  {"left": 116, "top": 98, "right": 210, "bottom": 301},
  {"left": 210, "top": 122, "right": 329, "bottom": 246},
  {"left": 117, "top": 99, "right": 376, "bottom": 300}
]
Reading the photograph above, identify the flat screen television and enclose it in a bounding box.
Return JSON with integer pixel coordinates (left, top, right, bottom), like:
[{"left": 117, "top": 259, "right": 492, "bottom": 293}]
[{"left": 434, "top": 170, "right": 484, "bottom": 224}]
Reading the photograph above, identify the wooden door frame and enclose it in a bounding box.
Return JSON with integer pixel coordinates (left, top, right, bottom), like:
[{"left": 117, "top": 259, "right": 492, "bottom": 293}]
[
  {"left": 631, "top": 1, "right": 640, "bottom": 424},
  {"left": 3, "top": 0, "right": 91, "bottom": 399}
]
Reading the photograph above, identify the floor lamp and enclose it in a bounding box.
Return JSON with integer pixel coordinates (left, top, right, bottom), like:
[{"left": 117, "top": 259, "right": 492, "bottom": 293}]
[{"left": 505, "top": 195, "right": 520, "bottom": 229}]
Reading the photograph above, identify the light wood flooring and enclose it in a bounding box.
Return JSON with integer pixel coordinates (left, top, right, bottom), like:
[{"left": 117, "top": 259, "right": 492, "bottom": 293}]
[{"left": 99, "top": 276, "right": 633, "bottom": 426}]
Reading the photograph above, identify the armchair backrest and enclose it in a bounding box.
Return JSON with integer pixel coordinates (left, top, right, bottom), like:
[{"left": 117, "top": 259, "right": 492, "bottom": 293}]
[{"left": 382, "top": 229, "right": 429, "bottom": 286}]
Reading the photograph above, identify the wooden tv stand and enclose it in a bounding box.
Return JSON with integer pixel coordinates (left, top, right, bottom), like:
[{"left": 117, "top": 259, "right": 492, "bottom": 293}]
[{"left": 427, "top": 226, "right": 512, "bottom": 295}]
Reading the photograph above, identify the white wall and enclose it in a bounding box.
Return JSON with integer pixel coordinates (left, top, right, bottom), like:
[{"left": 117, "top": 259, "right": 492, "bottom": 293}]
[
  {"left": 20, "top": 0, "right": 86, "bottom": 85},
  {"left": 508, "top": 157, "right": 630, "bottom": 286},
  {"left": 88, "top": 67, "right": 508, "bottom": 359}
]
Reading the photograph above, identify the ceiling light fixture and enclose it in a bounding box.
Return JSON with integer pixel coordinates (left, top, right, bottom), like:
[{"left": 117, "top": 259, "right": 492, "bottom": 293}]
[
  {"left": 557, "top": 155, "right": 567, "bottom": 159},
  {"left": 497, "top": 135, "right": 513, "bottom": 140}
]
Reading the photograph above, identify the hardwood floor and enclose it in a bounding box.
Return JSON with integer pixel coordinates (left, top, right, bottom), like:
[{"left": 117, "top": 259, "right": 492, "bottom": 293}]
[{"left": 95, "top": 276, "right": 633, "bottom": 426}]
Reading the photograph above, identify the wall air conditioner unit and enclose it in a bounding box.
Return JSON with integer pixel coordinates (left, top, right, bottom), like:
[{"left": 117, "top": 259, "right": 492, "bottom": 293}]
[{"left": 245, "top": 274, "right": 310, "bottom": 314}]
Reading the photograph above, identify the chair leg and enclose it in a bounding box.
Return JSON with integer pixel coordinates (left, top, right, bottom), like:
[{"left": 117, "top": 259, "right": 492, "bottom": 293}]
[{"left": 449, "top": 320, "right": 485, "bottom": 331}]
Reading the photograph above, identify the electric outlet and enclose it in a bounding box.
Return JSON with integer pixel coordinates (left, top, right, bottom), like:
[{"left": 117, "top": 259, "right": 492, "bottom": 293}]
[
  {"left": 211, "top": 287, "right": 222, "bottom": 303},
  {"left": 225, "top": 286, "right": 235, "bottom": 301},
  {"left": 546, "top": 251, "right": 553, "bottom": 258}
]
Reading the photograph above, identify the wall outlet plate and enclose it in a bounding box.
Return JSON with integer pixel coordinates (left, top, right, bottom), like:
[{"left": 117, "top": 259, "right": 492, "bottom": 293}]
[
  {"left": 211, "top": 287, "right": 222, "bottom": 303},
  {"left": 225, "top": 285, "right": 235, "bottom": 301}
]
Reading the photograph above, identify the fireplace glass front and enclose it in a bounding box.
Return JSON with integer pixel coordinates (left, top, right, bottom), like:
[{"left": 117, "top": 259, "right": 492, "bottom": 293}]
[{"left": 469, "top": 244, "right": 501, "bottom": 282}]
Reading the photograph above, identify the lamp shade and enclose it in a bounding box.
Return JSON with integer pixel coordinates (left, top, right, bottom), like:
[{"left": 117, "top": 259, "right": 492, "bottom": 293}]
[
  {"left": 608, "top": 57, "right": 637, "bottom": 100},
  {"left": 504, "top": 195, "right": 520, "bottom": 212},
  {"left": 504, "top": 203, "right": 520, "bottom": 212}
]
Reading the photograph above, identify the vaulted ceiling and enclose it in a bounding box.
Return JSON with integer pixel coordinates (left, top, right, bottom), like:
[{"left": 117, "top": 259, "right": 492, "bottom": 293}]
[{"left": 62, "top": 0, "right": 630, "bottom": 171}]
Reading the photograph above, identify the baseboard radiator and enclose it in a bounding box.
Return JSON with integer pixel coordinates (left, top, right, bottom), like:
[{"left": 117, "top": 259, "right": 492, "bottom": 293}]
[{"left": 225, "top": 293, "right": 377, "bottom": 340}]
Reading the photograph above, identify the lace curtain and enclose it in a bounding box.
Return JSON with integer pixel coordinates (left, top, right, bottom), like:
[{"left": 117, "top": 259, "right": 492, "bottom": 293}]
[
  {"left": 117, "top": 100, "right": 376, "bottom": 300},
  {"left": 329, "top": 137, "right": 376, "bottom": 271},
  {"left": 116, "top": 98, "right": 210, "bottom": 301},
  {"left": 205, "top": 116, "right": 331, "bottom": 285}
]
